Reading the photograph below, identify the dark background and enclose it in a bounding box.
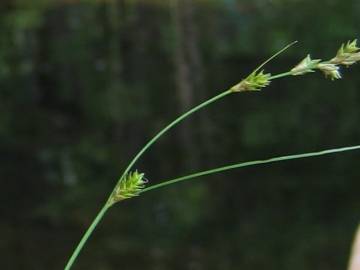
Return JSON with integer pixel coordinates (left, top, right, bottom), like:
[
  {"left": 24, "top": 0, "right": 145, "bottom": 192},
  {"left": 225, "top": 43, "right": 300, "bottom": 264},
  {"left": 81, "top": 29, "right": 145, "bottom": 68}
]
[{"left": 1, "top": 0, "right": 360, "bottom": 269}]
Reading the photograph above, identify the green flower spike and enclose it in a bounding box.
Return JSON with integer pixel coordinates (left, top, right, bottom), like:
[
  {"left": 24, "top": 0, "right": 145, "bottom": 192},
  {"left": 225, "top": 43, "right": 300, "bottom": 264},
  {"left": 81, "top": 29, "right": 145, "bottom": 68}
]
[
  {"left": 330, "top": 39, "right": 360, "bottom": 66},
  {"left": 107, "top": 171, "right": 147, "bottom": 206},
  {"left": 291, "top": 54, "right": 321, "bottom": 75},
  {"left": 230, "top": 70, "right": 271, "bottom": 92}
]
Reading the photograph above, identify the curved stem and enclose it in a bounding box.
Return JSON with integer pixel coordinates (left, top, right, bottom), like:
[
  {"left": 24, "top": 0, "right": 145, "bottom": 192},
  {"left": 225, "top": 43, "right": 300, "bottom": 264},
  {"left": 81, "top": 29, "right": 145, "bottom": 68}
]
[
  {"left": 109, "top": 89, "right": 232, "bottom": 201},
  {"left": 110, "top": 64, "right": 297, "bottom": 194},
  {"left": 141, "top": 144, "right": 360, "bottom": 193},
  {"left": 64, "top": 90, "right": 232, "bottom": 270},
  {"left": 64, "top": 205, "right": 110, "bottom": 270}
]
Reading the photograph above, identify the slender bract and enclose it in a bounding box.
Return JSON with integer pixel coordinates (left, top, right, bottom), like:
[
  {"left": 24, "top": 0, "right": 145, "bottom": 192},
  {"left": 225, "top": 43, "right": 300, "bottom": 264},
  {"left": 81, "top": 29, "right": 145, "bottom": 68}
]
[
  {"left": 141, "top": 145, "right": 360, "bottom": 193},
  {"left": 64, "top": 39, "right": 360, "bottom": 270}
]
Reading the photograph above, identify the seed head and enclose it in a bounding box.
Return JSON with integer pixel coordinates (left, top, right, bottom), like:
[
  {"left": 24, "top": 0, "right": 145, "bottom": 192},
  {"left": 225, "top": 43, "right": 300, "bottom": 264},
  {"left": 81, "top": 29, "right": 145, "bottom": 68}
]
[
  {"left": 330, "top": 39, "right": 360, "bottom": 66},
  {"left": 317, "top": 63, "right": 342, "bottom": 80},
  {"left": 108, "top": 171, "right": 147, "bottom": 206},
  {"left": 230, "top": 70, "right": 271, "bottom": 92},
  {"left": 291, "top": 54, "right": 321, "bottom": 75}
]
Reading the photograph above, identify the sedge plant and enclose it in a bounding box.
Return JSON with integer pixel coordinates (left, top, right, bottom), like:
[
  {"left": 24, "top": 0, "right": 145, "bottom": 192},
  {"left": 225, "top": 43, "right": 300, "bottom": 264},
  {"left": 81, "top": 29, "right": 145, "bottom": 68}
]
[{"left": 64, "top": 39, "right": 360, "bottom": 270}]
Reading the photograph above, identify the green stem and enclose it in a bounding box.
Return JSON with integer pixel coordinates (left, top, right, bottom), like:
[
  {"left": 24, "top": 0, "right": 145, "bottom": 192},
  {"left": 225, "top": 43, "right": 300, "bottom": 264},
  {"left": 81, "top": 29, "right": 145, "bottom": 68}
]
[
  {"left": 269, "top": 71, "right": 293, "bottom": 80},
  {"left": 109, "top": 89, "right": 232, "bottom": 200},
  {"left": 110, "top": 64, "right": 297, "bottom": 193},
  {"left": 64, "top": 205, "right": 109, "bottom": 270},
  {"left": 141, "top": 144, "right": 360, "bottom": 193}
]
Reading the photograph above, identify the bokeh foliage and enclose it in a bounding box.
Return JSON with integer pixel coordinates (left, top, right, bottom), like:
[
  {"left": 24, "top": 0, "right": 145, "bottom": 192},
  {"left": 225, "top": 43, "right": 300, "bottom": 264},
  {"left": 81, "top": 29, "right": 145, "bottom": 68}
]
[{"left": 0, "top": 0, "right": 360, "bottom": 269}]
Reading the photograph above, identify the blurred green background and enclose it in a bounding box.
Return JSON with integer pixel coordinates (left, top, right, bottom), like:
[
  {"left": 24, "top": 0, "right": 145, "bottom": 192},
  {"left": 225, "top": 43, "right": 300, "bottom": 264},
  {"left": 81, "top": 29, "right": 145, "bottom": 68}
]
[{"left": 1, "top": 0, "right": 360, "bottom": 269}]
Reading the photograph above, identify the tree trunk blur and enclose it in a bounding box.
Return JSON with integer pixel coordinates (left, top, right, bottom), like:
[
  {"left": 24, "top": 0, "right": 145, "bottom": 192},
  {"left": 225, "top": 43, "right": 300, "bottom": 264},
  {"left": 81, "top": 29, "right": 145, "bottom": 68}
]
[
  {"left": 104, "top": 0, "right": 129, "bottom": 150},
  {"left": 172, "top": 0, "right": 205, "bottom": 170},
  {"left": 107, "top": 0, "right": 123, "bottom": 88}
]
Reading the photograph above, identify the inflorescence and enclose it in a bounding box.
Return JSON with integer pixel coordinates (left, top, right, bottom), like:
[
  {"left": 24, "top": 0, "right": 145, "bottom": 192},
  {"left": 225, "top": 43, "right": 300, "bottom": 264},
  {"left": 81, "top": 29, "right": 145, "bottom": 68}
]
[
  {"left": 230, "top": 39, "right": 360, "bottom": 93},
  {"left": 107, "top": 171, "right": 147, "bottom": 206}
]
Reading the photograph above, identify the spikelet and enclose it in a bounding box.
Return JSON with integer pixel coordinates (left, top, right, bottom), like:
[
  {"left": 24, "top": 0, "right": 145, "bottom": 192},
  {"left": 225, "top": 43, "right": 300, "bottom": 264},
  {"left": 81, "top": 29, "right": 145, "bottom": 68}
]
[
  {"left": 317, "top": 63, "right": 341, "bottom": 80},
  {"left": 330, "top": 39, "right": 360, "bottom": 66},
  {"left": 230, "top": 70, "right": 271, "bottom": 92},
  {"left": 291, "top": 54, "right": 321, "bottom": 75},
  {"left": 107, "top": 171, "right": 147, "bottom": 206}
]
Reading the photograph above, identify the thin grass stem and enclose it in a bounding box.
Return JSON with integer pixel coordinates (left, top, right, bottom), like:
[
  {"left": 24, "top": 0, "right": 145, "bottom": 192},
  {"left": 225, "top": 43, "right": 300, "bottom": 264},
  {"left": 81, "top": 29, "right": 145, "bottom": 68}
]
[
  {"left": 64, "top": 205, "right": 109, "bottom": 270},
  {"left": 269, "top": 71, "right": 293, "bottom": 80},
  {"left": 141, "top": 145, "right": 360, "bottom": 193}
]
